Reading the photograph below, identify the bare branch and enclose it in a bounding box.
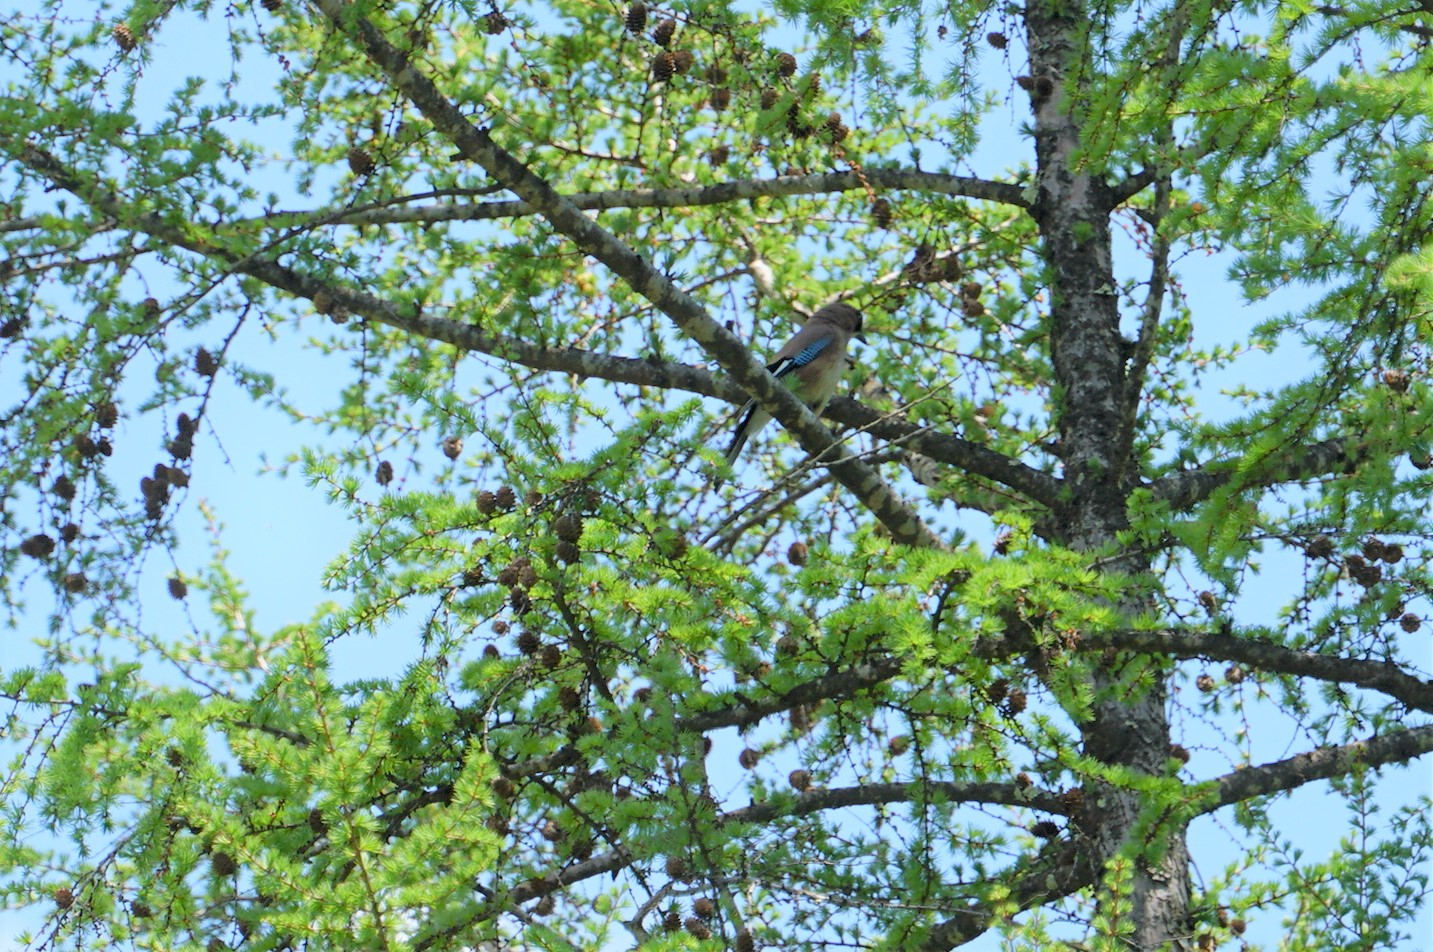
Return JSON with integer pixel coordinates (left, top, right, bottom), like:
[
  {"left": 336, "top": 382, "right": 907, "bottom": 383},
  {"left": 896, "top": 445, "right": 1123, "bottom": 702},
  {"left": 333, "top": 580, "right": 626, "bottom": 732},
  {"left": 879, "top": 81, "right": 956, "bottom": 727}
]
[{"left": 1205, "top": 723, "right": 1433, "bottom": 811}]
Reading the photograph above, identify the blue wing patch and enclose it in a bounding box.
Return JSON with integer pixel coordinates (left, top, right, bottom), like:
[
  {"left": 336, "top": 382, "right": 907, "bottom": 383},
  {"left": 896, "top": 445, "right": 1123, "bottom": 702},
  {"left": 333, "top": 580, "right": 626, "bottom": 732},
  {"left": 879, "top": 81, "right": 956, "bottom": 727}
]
[{"left": 768, "top": 335, "right": 833, "bottom": 378}]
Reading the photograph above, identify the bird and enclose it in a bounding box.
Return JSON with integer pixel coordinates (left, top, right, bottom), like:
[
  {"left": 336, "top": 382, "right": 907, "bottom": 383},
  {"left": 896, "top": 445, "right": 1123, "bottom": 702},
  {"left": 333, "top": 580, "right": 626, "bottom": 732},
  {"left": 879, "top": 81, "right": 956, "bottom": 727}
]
[{"left": 723, "top": 302, "right": 865, "bottom": 468}]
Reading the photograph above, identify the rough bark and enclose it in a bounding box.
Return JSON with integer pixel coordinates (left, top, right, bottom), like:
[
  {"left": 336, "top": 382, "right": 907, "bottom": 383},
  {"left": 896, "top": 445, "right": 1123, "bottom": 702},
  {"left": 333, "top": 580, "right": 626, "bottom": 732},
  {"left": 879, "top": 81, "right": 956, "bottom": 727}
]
[{"left": 1026, "top": 0, "right": 1193, "bottom": 946}]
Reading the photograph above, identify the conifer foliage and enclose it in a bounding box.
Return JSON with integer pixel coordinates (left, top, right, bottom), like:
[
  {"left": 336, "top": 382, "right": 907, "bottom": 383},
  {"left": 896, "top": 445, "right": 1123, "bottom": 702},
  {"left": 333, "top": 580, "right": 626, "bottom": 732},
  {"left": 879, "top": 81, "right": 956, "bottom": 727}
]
[{"left": 1, "top": 0, "right": 1431, "bottom": 949}]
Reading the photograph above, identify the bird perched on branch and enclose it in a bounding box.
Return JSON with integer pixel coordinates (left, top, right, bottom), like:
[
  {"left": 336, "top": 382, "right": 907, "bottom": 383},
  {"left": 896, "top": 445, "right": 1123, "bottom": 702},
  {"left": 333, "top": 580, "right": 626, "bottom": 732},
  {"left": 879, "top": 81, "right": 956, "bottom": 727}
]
[{"left": 724, "top": 302, "right": 865, "bottom": 468}]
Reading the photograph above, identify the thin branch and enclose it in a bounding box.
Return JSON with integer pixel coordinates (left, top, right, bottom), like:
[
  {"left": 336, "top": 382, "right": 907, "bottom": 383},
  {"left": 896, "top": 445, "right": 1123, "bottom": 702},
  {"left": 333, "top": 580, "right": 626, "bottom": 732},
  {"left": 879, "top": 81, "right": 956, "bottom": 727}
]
[
  {"left": 921, "top": 838, "right": 1092, "bottom": 950},
  {"left": 494, "top": 659, "right": 909, "bottom": 786},
  {"left": 703, "top": 469, "right": 838, "bottom": 553},
  {"left": 238, "top": 168, "right": 1030, "bottom": 231},
  {"left": 1108, "top": 142, "right": 1209, "bottom": 206},
  {"left": 497, "top": 745, "right": 582, "bottom": 780},
  {"left": 230, "top": 719, "right": 313, "bottom": 747},
  {"left": 678, "top": 656, "right": 905, "bottom": 734},
  {"left": 412, "top": 848, "right": 633, "bottom": 949},
  {"left": 1114, "top": 173, "right": 1173, "bottom": 485},
  {"left": 722, "top": 780, "right": 1068, "bottom": 825},
  {"left": 1317, "top": 3, "right": 1433, "bottom": 37}
]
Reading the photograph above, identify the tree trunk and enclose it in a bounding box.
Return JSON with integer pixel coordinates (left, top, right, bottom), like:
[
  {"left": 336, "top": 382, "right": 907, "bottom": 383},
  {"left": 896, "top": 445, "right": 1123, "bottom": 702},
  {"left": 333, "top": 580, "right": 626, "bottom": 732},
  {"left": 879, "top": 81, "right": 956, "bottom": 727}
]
[{"left": 1026, "top": 0, "right": 1193, "bottom": 946}]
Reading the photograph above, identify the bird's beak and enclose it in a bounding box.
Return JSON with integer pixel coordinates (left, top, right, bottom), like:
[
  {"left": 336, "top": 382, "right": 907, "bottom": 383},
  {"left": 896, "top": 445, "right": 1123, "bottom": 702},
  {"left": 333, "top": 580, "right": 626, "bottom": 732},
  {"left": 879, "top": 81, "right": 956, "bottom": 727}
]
[{"left": 855, "top": 331, "right": 868, "bottom": 345}]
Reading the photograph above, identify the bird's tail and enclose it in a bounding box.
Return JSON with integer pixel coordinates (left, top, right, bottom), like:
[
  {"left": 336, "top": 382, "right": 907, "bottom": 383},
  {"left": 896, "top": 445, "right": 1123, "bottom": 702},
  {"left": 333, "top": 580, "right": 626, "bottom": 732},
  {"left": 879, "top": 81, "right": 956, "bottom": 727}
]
[{"left": 724, "top": 402, "right": 759, "bottom": 467}]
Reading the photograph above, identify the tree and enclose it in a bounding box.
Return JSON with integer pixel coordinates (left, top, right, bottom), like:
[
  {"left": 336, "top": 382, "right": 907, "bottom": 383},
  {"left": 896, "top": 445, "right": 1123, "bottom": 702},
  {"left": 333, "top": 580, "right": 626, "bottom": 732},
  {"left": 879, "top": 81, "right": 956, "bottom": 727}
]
[{"left": 1, "top": 0, "right": 1430, "bottom": 947}]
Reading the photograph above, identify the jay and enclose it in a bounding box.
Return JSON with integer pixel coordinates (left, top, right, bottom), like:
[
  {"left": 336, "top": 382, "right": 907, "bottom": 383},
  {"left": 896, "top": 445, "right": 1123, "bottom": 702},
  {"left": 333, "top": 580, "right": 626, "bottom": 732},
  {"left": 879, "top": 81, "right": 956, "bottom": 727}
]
[{"left": 724, "top": 302, "right": 865, "bottom": 468}]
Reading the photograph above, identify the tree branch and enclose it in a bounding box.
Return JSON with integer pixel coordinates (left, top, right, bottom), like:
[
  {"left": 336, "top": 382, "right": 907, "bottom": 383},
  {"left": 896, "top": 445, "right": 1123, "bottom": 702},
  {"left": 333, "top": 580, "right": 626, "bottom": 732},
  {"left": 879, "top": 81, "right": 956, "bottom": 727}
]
[
  {"left": 421, "top": 778, "right": 1068, "bottom": 947},
  {"left": 1147, "top": 436, "right": 1360, "bottom": 510},
  {"left": 1205, "top": 722, "right": 1433, "bottom": 811},
  {"left": 1316, "top": 3, "right": 1433, "bottom": 38},
  {"left": 243, "top": 167, "right": 1030, "bottom": 231},
  {"left": 921, "top": 838, "right": 1092, "bottom": 950},
  {"left": 678, "top": 656, "right": 905, "bottom": 734},
  {"left": 2, "top": 134, "right": 1066, "bottom": 529},
  {"left": 1108, "top": 143, "right": 1210, "bottom": 207},
  {"left": 674, "top": 618, "right": 1433, "bottom": 755},
  {"left": 1114, "top": 168, "right": 1173, "bottom": 486},
  {"left": 427, "top": 695, "right": 1433, "bottom": 950},
  {"left": 1082, "top": 627, "right": 1433, "bottom": 713},
  {"left": 722, "top": 780, "right": 1067, "bottom": 825},
  {"left": 308, "top": 0, "right": 944, "bottom": 549},
  {"left": 958, "top": 623, "right": 1433, "bottom": 714},
  {"left": 825, "top": 398, "right": 1062, "bottom": 509}
]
